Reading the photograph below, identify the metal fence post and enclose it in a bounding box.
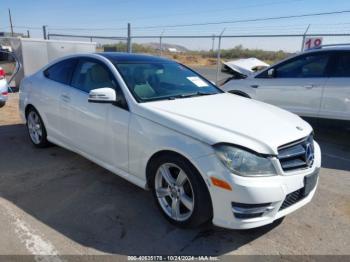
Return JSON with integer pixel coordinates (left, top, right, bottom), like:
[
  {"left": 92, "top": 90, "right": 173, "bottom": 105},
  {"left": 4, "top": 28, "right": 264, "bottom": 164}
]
[
  {"left": 159, "top": 36, "right": 163, "bottom": 56},
  {"left": 159, "top": 30, "right": 164, "bottom": 56},
  {"left": 216, "top": 28, "right": 226, "bottom": 84},
  {"left": 127, "top": 23, "right": 132, "bottom": 53},
  {"left": 211, "top": 34, "right": 215, "bottom": 52},
  {"left": 43, "top": 25, "right": 47, "bottom": 40}
]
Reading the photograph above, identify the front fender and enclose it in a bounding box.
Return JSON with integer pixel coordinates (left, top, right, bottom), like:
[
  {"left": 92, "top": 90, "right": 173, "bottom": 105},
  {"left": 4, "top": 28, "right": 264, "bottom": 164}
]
[{"left": 128, "top": 114, "right": 214, "bottom": 183}]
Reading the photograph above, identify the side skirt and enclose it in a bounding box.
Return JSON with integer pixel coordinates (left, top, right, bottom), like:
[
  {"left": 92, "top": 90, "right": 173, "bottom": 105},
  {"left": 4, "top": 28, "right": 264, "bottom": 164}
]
[{"left": 47, "top": 136, "right": 148, "bottom": 190}]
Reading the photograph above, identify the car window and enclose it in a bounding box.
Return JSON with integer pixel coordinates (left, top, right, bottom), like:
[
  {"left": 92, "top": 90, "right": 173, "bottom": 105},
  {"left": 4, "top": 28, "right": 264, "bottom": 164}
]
[
  {"left": 275, "top": 53, "right": 330, "bottom": 78},
  {"left": 114, "top": 62, "right": 221, "bottom": 102},
  {"left": 330, "top": 52, "right": 350, "bottom": 77},
  {"left": 44, "top": 59, "right": 77, "bottom": 85},
  {"left": 71, "top": 60, "right": 116, "bottom": 93}
]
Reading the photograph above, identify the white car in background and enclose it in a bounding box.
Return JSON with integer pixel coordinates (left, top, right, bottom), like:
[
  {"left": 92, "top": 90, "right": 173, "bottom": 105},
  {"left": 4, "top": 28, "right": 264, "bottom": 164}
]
[
  {"left": 222, "top": 46, "right": 350, "bottom": 123},
  {"left": 19, "top": 53, "right": 321, "bottom": 229},
  {"left": 0, "top": 67, "right": 8, "bottom": 107},
  {"left": 221, "top": 57, "right": 270, "bottom": 79}
]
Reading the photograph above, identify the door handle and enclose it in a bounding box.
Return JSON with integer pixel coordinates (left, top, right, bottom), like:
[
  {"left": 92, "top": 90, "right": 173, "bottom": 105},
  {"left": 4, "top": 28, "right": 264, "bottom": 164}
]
[
  {"left": 303, "top": 84, "right": 315, "bottom": 89},
  {"left": 250, "top": 84, "right": 259, "bottom": 88},
  {"left": 61, "top": 94, "right": 71, "bottom": 102}
]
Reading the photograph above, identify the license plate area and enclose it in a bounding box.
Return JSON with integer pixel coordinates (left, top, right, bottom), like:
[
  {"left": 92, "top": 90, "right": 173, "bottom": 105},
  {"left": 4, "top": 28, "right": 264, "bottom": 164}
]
[{"left": 303, "top": 171, "right": 318, "bottom": 197}]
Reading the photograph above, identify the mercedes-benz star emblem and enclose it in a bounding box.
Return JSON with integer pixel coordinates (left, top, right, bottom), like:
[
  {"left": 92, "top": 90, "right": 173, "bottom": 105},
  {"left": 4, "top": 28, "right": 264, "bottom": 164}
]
[{"left": 305, "top": 143, "right": 314, "bottom": 167}]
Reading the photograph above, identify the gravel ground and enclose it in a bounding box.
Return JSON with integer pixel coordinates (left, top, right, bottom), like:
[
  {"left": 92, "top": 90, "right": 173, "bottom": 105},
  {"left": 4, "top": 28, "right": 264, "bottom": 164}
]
[{"left": 0, "top": 93, "right": 349, "bottom": 258}]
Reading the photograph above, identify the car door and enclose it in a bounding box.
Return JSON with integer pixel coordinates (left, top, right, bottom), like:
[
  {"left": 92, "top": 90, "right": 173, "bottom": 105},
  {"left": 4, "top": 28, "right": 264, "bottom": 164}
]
[
  {"left": 42, "top": 58, "right": 78, "bottom": 141},
  {"left": 319, "top": 51, "right": 350, "bottom": 121},
  {"left": 61, "top": 57, "right": 130, "bottom": 171},
  {"left": 252, "top": 52, "right": 331, "bottom": 117}
]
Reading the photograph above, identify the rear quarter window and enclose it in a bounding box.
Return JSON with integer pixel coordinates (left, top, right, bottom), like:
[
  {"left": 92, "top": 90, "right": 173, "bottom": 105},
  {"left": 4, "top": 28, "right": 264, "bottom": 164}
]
[{"left": 44, "top": 59, "right": 77, "bottom": 85}]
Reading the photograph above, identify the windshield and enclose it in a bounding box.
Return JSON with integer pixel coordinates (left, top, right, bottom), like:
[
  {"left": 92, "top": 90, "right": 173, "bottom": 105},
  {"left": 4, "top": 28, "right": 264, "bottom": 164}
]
[{"left": 114, "top": 61, "right": 222, "bottom": 102}]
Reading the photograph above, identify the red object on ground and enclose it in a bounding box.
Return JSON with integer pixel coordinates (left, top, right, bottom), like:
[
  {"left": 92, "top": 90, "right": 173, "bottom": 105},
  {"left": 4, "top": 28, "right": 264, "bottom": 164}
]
[{"left": 0, "top": 68, "right": 5, "bottom": 79}]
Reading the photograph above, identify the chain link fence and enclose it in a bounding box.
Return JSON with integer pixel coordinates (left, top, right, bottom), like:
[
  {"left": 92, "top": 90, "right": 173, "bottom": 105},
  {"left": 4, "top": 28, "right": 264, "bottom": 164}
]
[{"left": 45, "top": 32, "right": 350, "bottom": 83}]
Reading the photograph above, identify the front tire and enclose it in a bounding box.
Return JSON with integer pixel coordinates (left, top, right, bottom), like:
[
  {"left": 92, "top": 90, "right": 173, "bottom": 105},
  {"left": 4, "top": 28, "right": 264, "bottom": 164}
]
[
  {"left": 150, "top": 154, "right": 212, "bottom": 228},
  {"left": 26, "top": 108, "right": 50, "bottom": 148}
]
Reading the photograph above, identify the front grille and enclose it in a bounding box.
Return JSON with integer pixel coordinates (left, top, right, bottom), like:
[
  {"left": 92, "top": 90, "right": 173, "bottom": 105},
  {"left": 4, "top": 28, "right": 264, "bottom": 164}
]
[
  {"left": 278, "top": 135, "right": 314, "bottom": 172},
  {"left": 279, "top": 188, "right": 304, "bottom": 210}
]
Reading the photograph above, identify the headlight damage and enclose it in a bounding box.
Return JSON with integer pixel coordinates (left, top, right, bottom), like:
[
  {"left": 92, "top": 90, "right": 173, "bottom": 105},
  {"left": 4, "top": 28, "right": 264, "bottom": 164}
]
[{"left": 214, "top": 144, "right": 276, "bottom": 176}]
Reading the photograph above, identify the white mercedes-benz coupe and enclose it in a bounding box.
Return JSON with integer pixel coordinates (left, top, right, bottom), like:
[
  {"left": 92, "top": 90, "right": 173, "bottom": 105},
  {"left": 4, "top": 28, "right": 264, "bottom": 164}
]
[{"left": 19, "top": 53, "right": 321, "bottom": 229}]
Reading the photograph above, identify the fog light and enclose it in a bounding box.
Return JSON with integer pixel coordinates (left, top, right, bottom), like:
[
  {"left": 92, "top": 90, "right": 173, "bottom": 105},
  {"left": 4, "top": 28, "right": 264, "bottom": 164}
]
[{"left": 232, "top": 202, "right": 274, "bottom": 219}]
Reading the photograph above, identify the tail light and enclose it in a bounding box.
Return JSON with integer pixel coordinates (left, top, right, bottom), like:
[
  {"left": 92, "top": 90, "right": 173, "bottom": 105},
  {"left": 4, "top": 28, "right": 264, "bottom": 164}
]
[{"left": 0, "top": 68, "right": 5, "bottom": 80}]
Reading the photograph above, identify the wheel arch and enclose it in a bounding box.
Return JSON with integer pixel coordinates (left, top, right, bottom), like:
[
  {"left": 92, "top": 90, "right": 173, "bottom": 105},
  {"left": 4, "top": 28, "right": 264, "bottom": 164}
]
[
  {"left": 24, "top": 104, "right": 37, "bottom": 118},
  {"left": 24, "top": 104, "right": 48, "bottom": 132},
  {"left": 145, "top": 150, "right": 209, "bottom": 190},
  {"left": 145, "top": 149, "right": 214, "bottom": 221}
]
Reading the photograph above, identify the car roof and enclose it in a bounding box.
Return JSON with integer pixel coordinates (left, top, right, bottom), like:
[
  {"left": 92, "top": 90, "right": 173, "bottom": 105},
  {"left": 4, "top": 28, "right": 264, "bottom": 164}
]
[
  {"left": 304, "top": 46, "right": 350, "bottom": 52},
  {"left": 97, "top": 52, "right": 174, "bottom": 63}
]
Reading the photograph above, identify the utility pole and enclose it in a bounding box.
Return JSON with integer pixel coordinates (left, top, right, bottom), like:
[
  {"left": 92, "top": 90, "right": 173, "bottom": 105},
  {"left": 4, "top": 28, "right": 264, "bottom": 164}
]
[
  {"left": 8, "top": 9, "right": 14, "bottom": 37},
  {"left": 301, "top": 24, "right": 310, "bottom": 51},
  {"left": 127, "top": 23, "right": 132, "bottom": 53},
  {"left": 27, "top": 30, "right": 30, "bottom": 38},
  {"left": 43, "top": 25, "right": 47, "bottom": 40}
]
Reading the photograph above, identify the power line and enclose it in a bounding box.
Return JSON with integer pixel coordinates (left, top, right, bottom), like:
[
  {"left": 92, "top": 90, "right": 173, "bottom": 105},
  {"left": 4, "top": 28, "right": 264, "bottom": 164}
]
[
  {"left": 7, "top": 0, "right": 303, "bottom": 32},
  {"left": 132, "top": 10, "right": 350, "bottom": 29},
  {"left": 98, "top": 0, "right": 303, "bottom": 23}
]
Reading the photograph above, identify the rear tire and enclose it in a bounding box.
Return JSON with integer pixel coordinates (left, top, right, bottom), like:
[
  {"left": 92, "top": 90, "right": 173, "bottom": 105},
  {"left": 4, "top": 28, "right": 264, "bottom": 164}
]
[
  {"left": 149, "top": 153, "right": 213, "bottom": 228},
  {"left": 0, "top": 101, "right": 5, "bottom": 108},
  {"left": 26, "top": 108, "right": 50, "bottom": 148}
]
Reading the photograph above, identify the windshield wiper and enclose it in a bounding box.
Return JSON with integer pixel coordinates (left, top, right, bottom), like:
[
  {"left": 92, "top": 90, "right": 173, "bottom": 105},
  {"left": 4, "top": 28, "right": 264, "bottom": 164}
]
[{"left": 167, "top": 92, "right": 214, "bottom": 100}]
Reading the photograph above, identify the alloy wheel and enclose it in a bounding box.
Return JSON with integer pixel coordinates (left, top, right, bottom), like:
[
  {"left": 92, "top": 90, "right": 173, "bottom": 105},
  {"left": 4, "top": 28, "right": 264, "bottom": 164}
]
[
  {"left": 27, "top": 111, "right": 43, "bottom": 144},
  {"left": 155, "top": 163, "right": 195, "bottom": 221}
]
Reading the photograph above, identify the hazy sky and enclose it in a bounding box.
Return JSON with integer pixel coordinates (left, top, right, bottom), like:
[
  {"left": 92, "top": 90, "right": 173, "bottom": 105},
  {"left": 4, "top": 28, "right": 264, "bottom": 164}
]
[{"left": 2, "top": 0, "right": 350, "bottom": 51}]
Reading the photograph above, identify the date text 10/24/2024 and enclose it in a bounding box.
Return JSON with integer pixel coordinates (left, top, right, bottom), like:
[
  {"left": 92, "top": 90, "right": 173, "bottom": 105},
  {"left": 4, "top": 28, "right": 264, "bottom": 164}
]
[{"left": 128, "top": 256, "right": 219, "bottom": 261}]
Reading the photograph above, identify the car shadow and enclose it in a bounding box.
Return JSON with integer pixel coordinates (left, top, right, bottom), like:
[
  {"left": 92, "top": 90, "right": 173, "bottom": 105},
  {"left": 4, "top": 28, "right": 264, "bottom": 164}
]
[
  {"left": 0, "top": 123, "right": 349, "bottom": 255},
  {"left": 312, "top": 124, "right": 350, "bottom": 172}
]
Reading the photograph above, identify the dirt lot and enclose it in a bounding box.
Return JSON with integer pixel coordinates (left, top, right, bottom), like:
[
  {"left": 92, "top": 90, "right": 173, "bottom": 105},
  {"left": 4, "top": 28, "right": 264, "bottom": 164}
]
[{"left": 0, "top": 93, "right": 349, "bottom": 258}]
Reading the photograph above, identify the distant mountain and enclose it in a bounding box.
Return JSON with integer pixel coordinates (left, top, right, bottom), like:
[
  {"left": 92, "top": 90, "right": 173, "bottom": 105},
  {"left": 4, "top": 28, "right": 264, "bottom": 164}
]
[{"left": 143, "top": 42, "right": 189, "bottom": 52}]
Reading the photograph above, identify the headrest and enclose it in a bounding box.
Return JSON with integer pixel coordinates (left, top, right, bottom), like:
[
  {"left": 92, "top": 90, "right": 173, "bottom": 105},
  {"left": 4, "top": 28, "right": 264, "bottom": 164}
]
[
  {"left": 133, "top": 67, "right": 147, "bottom": 85},
  {"left": 88, "top": 64, "right": 110, "bottom": 83}
]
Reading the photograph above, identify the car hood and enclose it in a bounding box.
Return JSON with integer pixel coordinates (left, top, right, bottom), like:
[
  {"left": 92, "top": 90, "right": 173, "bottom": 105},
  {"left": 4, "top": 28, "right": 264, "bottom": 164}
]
[
  {"left": 223, "top": 58, "right": 269, "bottom": 77},
  {"left": 136, "top": 93, "right": 312, "bottom": 155}
]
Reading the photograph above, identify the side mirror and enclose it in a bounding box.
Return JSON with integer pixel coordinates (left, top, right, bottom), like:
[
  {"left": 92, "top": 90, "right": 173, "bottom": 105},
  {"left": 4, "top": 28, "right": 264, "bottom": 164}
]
[
  {"left": 267, "top": 68, "right": 275, "bottom": 78},
  {"left": 88, "top": 87, "right": 116, "bottom": 103}
]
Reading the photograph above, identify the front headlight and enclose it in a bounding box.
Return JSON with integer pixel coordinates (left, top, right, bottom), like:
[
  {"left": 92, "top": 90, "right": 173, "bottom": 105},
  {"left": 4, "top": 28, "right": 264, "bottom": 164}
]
[{"left": 214, "top": 144, "right": 276, "bottom": 176}]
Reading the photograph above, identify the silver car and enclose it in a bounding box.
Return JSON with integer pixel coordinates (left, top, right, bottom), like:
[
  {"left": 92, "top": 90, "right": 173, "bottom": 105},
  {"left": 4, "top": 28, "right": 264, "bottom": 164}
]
[{"left": 222, "top": 45, "right": 350, "bottom": 123}]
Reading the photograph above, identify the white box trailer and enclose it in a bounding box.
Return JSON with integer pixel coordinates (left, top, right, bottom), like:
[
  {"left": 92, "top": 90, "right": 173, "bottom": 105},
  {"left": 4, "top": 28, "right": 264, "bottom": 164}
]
[{"left": 9, "top": 38, "right": 96, "bottom": 87}]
